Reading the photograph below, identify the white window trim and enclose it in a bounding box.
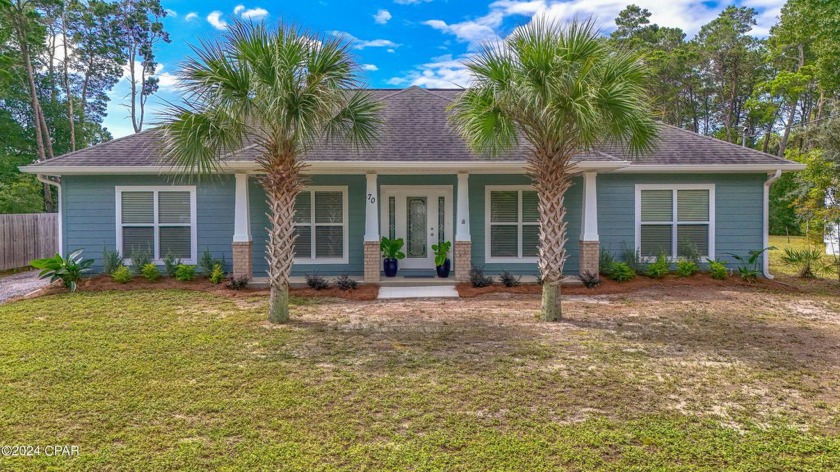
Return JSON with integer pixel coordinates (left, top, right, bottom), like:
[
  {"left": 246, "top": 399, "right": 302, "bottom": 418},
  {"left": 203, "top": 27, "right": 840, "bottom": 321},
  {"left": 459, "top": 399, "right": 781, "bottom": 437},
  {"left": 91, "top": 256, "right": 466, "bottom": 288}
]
[
  {"left": 634, "top": 183, "right": 715, "bottom": 261},
  {"left": 294, "top": 186, "right": 349, "bottom": 265},
  {"left": 485, "top": 185, "right": 539, "bottom": 264},
  {"left": 115, "top": 186, "right": 198, "bottom": 264}
]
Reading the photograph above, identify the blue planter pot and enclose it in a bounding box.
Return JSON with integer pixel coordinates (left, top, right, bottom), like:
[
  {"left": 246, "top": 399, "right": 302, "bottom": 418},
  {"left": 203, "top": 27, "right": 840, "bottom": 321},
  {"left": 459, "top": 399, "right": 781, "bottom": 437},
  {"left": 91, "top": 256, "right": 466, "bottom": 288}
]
[
  {"left": 383, "top": 258, "right": 399, "bottom": 277},
  {"left": 436, "top": 259, "right": 451, "bottom": 278}
]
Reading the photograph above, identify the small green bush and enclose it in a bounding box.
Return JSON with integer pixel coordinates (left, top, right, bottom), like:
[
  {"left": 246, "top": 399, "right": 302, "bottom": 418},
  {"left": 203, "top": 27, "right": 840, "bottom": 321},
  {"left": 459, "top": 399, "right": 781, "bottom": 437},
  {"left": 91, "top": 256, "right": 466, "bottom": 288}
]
[
  {"left": 607, "top": 262, "right": 635, "bottom": 282},
  {"left": 333, "top": 273, "right": 358, "bottom": 291},
  {"left": 646, "top": 254, "right": 670, "bottom": 279},
  {"left": 225, "top": 275, "right": 250, "bottom": 290},
  {"left": 209, "top": 263, "right": 225, "bottom": 284},
  {"left": 305, "top": 273, "right": 330, "bottom": 290},
  {"left": 175, "top": 264, "right": 196, "bottom": 282},
  {"left": 622, "top": 246, "right": 643, "bottom": 274},
  {"left": 469, "top": 265, "right": 493, "bottom": 287},
  {"left": 498, "top": 270, "right": 521, "bottom": 287},
  {"left": 162, "top": 250, "right": 181, "bottom": 277},
  {"left": 102, "top": 248, "right": 123, "bottom": 275},
  {"left": 30, "top": 249, "right": 94, "bottom": 292},
  {"left": 599, "top": 250, "right": 615, "bottom": 276},
  {"left": 580, "top": 270, "right": 601, "bottom": 288},
  {"left": 675, "top": 260, "right": 699, "bottom": 277},
  {"left": 141, "top": 263, "right": 161, "bottom": 281},
  {"left": 679, "top": 240, "right": 701, "bottom": 265},
  {"left": 112, "top": 265, "right": 133, "bottom": 283},
  {"left": 707, "top": 259, "right": 728, "bottom": 280},
  {"left": 129, "top": 246, "right": 152, "bottom": 275}
]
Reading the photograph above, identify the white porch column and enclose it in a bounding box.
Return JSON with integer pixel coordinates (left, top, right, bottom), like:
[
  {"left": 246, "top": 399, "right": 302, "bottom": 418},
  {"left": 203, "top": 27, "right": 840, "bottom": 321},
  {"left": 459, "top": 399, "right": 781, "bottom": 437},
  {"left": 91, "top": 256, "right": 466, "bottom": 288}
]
[
  {"left": 579, "top": 171, "right": 600, "bottom": 276},
  {"left": 232, "top": 173, "right": 253, "bottom": 279},
  {"left": 455, "top": 172, "right": 471, "bottom": 281},
  {"left": 363, "top": 173, "right": 380, "bottom": 282}
]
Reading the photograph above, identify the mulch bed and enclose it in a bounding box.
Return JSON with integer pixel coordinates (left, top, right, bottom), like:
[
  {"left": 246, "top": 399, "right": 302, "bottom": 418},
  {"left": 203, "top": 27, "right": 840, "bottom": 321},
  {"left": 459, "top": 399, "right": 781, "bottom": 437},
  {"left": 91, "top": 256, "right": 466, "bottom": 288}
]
[
  {"left": 457, "top": 273, "right": 798, "bottom": 298},
  {"left": 21, "top": 275, "right": 380, "bottom": 301}
]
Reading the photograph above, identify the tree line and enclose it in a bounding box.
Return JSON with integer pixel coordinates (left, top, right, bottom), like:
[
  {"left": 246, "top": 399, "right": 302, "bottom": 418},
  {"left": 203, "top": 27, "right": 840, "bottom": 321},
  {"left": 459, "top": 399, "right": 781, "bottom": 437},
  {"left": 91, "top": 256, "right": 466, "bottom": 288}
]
[
  {"left": 0, "top": 0, "right": 838, "bottom": 240},
  {"left": 0, "top": 0, "right": 169, "bottom": 212}
]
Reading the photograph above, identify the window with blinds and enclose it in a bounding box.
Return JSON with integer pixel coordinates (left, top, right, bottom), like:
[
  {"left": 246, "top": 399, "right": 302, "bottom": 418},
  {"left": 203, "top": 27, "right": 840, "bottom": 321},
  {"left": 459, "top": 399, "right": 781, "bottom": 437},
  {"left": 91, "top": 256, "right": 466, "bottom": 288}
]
[
  {"left": 118, "top": 187, "right": 195, "bottom": 261},
  {"left": 293, "top": 188, "right": 347, "bottom": 262},
  {"left": 638, "top": 186, "right": 712, "bottom": 259},
  {"left": 488, "top": 188, "right": 539, "bottom": 260}
]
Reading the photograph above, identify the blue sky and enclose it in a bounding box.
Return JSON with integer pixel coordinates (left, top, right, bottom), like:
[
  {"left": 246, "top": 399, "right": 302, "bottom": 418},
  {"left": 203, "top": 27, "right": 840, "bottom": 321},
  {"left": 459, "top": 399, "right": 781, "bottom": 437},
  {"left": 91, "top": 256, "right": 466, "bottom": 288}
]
[{"left": 103, "top": 0, "right": 786, "bottom": 138}]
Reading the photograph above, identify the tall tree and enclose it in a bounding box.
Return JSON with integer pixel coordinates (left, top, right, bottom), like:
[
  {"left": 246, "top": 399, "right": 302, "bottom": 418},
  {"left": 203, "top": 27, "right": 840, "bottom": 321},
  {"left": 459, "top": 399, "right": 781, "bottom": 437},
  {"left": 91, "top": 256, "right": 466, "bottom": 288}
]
[
  {"left": 451, "top": 18, "right": 657, "bottom": 320},
  {"left": 695, "top": 6, "right": 764, "bottom": 142},
  {"left": 117, "top": 0, "right": 169, "bottom": 133},
  {"left": 160, "top": 21, "right": 382, "bottom": 322}
]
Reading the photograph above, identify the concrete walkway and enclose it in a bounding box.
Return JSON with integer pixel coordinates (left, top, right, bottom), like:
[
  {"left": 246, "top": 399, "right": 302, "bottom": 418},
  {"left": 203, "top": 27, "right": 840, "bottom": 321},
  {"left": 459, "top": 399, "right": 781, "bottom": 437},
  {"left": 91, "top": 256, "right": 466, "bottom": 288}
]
[
  {"left": 377, "top": 285, "right": 459, "bottom": 299},
  {"left": 0, "top": 270, "right": 49, "bottom": 304}
]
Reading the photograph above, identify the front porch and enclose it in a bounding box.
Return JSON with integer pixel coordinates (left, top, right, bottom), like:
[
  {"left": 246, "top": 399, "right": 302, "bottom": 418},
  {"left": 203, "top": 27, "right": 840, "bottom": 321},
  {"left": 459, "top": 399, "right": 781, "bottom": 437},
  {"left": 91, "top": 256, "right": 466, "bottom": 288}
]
[{"left": 230, "top": 169, "right": 604, "bottom": 284}]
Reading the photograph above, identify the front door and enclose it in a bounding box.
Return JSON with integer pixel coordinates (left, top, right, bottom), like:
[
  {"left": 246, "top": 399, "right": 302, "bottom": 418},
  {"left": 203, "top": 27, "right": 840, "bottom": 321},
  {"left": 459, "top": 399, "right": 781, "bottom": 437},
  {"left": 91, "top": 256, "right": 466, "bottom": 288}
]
[{"left": 380, "top": 186, "right": 453, "bottom": 270}]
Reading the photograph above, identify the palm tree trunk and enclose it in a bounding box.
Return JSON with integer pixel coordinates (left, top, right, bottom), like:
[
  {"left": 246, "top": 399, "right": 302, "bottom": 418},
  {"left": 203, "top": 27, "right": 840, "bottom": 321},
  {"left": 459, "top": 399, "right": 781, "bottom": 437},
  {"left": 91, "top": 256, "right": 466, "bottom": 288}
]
[
  {"left": 528, "top": 152, "right": 573, "bottom": 321},
  {"left": 260, "top": 151, "right": 304, "bottom": 323}
]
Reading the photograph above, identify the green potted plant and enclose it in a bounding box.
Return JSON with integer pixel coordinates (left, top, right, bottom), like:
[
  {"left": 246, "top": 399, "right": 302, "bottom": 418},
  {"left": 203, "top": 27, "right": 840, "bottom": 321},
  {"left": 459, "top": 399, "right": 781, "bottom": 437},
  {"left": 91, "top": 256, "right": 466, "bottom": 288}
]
[
  {"left": 380, "top": 237, "right": 406, "bottom": 277},
  {"left": 432, "top": 241, "right": 452, "bottom": 278}
]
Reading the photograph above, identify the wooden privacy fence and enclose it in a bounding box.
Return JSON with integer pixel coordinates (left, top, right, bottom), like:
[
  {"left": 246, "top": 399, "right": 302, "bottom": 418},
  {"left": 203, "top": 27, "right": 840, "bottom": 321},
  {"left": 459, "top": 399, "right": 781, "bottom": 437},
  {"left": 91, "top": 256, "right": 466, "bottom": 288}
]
[{"left": 0, "top": 213, "right": 58, "bottom": 270}]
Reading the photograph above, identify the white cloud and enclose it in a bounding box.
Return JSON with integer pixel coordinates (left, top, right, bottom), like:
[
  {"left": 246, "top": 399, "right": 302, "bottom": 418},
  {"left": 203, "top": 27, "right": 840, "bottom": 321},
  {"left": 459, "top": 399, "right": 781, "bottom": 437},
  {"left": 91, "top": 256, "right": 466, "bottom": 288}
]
[
  {"left": 165, "top": 9, "right": 177, "bottom": 18},
  {"left": 421, "top": 0, "right": 784, "bottom": 50},
  {"left": 239, "top": 7, "right": 269, "bottom": 20},
  {"left": 388, "top": 54, "right": 473, "bottom": 88},
  {"left": 156, "top": 72, "right": 179, "bottom": 89},
  {"left": 207, "top": 11, "right": 228, "bottom": 30},
  {"left": 185, "top": 12, "right": 198, "bottom": 21},
  {"left": 374, "top": 9, "right": 392, "bottom": 24},
  {"left": 234, "top": 5, "right": 245, "bottom": 15},
  {"left": 329, "top": 31, "right": 400, "bottom": 50},
  {"left": 361, "top": 64, "right": 379, "bottom": 71},
  {"left": 387, "top": 48, "right": 396, "bottom": 53}
]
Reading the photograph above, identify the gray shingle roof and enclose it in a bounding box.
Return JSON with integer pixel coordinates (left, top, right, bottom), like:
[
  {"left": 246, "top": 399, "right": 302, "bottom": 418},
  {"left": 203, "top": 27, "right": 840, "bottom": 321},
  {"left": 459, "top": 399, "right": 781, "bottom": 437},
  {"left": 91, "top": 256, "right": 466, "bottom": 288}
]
[{"left": 22, "top": 86, "right": 798, "bottom": 171}]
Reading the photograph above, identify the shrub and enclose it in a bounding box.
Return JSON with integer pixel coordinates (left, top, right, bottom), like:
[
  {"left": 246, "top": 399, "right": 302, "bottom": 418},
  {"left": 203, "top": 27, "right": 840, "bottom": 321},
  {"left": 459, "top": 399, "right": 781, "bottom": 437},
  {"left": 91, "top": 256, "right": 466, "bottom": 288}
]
[
  {"left": 102, "top": 248, "right": 123, "bottom": 275},
  {"left": 781, "top": 247, "right": 826, "bottom": 278},
  {"left": 622, "top": 246, "right": 643, "bottom": 274},
  {"left": 175, "top": 264, "right": 196, "bottom": 282},
  {"left": 141, "top": 263, "right": 161, "bottom": 281},
  {"left": 30, "top": 249, "right": 94, "bottom": 292},
  {"left": 225, "top": 275, "right": 250, "bottom": 290},
  {"left": 162, "top": 250, "right": 181, "bottom": 277},
  {"left": 209, "top": 264, "right": 225, "bottom": 284},
  {"left": 111, "top": 265, "right": 133, "bottom": 284},
  {"left": 607, "top": 262, "right": 635, "bottom": 282},
  {"left": 707, "top": 259, "right": 728, "bottom": 280},
  {"left": 128, "top": 246, "right": 152, "bottom": 275},
  {"left": 333, "top": 273, "right": 358, "bottom": 291},
  {"left": 498, "top": 270, "right": 521, "bottom": 287},
  {"left": 646, "top": 253, "right": 670, "bottom": 279},
  {"left": 198, "top": 248, "right": 225, "bottom": 277},
  {"left": 305, "top": 273, "right": 330, "bottom": 290},
  {"left": 469, "top": 265, "right": 493, "bottom": 287},
  {"left": 726, "top": 247, "right": 774, "bottom": 281},
  {"left": 675, "top": 259, "right": 699, "bottom": 277},
  {"left": 599, "top": 250, "right": 615, "bottom": 276},
  {"left": 580, "top": 270, "right": 601, "bottom": 288},
  {"left": 679, "top": 240, "right": 701, "bottom": 265}
]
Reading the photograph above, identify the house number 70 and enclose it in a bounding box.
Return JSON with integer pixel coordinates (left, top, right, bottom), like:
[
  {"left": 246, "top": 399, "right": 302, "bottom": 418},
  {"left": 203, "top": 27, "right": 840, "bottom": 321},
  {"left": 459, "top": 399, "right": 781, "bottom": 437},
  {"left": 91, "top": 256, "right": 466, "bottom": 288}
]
[{"left": 367, "top": 193, "right": 376, "bottom": 204}]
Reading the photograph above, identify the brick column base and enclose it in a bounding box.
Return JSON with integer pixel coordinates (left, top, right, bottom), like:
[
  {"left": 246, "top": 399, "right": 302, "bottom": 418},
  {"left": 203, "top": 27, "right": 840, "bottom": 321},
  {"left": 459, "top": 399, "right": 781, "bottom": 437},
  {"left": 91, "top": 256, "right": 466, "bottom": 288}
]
[
  {"left": 364, "top": 241, "right": 380, "bottom": 283},
  {"left": 454, "top": 240, "right": 471, "bottom": 282},
  {"left": 579, "top": 240, "right": 600, "bottom": 277},
  {"left": 232, "top": 241, "right": 253, "bottom": 279}
]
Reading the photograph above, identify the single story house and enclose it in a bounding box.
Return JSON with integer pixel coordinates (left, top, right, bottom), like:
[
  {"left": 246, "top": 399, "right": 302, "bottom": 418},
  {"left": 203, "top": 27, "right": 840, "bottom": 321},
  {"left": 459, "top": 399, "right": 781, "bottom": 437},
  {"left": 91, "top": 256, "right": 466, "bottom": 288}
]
[{"left": 21, "top": 87, "right": 804, "bottom": 283}]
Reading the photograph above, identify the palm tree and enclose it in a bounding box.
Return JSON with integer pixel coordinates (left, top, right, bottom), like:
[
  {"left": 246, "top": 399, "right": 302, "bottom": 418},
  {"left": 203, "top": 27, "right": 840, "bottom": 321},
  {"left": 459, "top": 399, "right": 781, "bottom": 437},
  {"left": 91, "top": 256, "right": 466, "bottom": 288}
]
[
  {"left": 160, "top": 21, "right": 381, "bottom": 323},
  {"left": 450, "top": 18, "right": 657, "bottom": 321}
]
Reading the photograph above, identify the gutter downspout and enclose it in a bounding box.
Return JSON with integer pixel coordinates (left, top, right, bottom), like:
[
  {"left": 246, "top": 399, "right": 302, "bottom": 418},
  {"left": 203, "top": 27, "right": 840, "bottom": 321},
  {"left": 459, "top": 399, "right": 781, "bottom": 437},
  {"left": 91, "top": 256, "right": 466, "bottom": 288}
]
[
  {"left": 763, "top": 169, "right": 782, "bottom": 279},
  {"left": 37, "top": 175, "right": 62, "bottom": 256}
]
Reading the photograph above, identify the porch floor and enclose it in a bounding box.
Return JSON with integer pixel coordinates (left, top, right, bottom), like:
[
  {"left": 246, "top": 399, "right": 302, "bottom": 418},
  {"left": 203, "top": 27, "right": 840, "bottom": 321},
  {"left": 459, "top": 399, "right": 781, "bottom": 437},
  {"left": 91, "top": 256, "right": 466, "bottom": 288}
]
[{"left": 377, "top": 285, "right": 459, "bottom": 299}]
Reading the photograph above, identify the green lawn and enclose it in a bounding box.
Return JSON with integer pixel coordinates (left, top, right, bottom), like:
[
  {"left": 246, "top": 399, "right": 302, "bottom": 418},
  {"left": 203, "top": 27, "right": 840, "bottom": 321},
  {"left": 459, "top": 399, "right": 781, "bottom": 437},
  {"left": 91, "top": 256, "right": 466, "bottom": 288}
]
[
  {"left": 2, "top": 288, "right": 840, "bottom": 470},
  {"left": 769, "top": 235, "right": 836, "bottom": 280}
]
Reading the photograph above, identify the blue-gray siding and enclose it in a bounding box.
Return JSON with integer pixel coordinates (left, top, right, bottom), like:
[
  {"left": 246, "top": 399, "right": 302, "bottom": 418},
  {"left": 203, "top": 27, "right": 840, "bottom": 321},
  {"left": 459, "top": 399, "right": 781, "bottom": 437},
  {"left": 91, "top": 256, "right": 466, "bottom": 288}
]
[
  {"left": 59, "top": 172, "right": 767, "bottom": 277},
  {"left": 598, "top": 173, "right": 767, "bottom": 269},
  {"left": 61, "top": 175, "right": 235, "bottom": 272}
]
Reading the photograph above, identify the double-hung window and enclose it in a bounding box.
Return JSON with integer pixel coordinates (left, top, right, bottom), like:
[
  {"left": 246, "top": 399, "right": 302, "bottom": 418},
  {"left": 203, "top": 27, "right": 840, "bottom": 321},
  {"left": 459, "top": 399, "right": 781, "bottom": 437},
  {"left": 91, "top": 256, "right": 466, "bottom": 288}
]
[
  {"left": 116, "top": 186, "right": 196, "bottom": 262},
  {"left": 636, "top": 184, "right": 714, "bottom": 259},
  {"left": 293, "top": 187, "right": 348, "bottom": 264},
  {"left": 486, "top": 186, "right": 539, "bottom": 262}
]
